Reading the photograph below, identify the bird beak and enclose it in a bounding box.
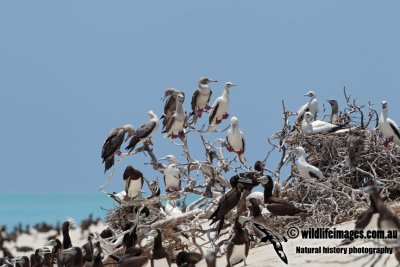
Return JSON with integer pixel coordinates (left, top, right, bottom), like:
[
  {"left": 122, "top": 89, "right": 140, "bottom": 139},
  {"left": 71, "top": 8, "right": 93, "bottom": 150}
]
[
  {"left": 237, "top": 177, "right": 253, "bottom": 184},
  {"left": 62, "top": 247, "right": 77, "bottom": 255},
  {"left": 257, "top": 176, "right": 270, "bottom": 185},
  {"left": 209, "top": 80, "right": 218, "bottom": 83},
  {"left": 159, "top": 157, "right": 167, "bottom": 161}
]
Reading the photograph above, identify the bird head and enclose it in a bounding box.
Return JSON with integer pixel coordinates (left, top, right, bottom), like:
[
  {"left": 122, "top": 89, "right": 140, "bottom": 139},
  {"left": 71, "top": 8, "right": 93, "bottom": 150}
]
[
  {"left": 381, "top": 100, "right": 388, "bottom": 109},
  {"left": 327, "top": 99, "right": 337, "bottom": 106},
  {"left": 123, "top": 124, "right": 135, "bottom": 141},
  {"left": 230, "top": 116, "right": 239, "bottom": 126},
  {"left": 159, "top": 154, "right": 177, "bottom": 163},
  {"left": 224, "top": 82, "right": 236, "bottom": 90},
  {"left": 304, "top": 111, "right": 314, "bottom": 122},
  {"left": 304, "top": 91, "right": 316, "bottom": 97},
  {"left": 148, "top": 110, "right": 158, "bottom": 120},
  {"left": 199, "top": 77, "right": 218, "bottom": 85},
  {"left": 293, "top": 146, "right": 306, "bottom": 158}
]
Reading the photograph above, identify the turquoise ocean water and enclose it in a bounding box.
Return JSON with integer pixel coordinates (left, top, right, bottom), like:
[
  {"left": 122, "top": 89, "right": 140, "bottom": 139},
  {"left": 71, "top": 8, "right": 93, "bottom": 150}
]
[{"left": 0, "top": 192, "right": 200, "bottom": 231}]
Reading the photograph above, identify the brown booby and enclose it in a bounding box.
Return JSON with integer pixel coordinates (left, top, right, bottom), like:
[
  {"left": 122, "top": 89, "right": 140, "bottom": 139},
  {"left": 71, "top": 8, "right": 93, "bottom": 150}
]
[
  {"left": 327, "top": 99, "right": 339, "bottom": 124},
  {"left": 226, "top": 216, "right": 250, "bottom": 267},
  {"left": 161, "top": 88, "right": 185, "bottom": 130},
  {"left": 146, "top": 229, "right": 171, "bottom": 267},
  {"left": 176, "top": 251, "right": 203, "bottom": 267},
  {"left": 248, "top": 198, "right": 288, "bottom": 264},
  {"left": 61, "top": 246, "right": 83, "bottom": 267},
  {"left": 226, "top": 116, "right": 246, "bottom": 164},
  {"left": 301, "top": 112, "right": 343, "bottom": 134},
  {"left": 258, "top": 175, "right": 308, "bottom": 217},
  {"left": 378, "top": 100, "right": 400, "bottom": 147},
  {"left": 126, "top": 110, "right": 159, "bottom": 152},
  {"left": 163, "top": 94, "right": 186, "bottom": 140},
  {"left": 293, "top": 146, "right": 326, "bottom": 180},
  {"left": 123, "top": 166, "right": 144, "bottom": 200},
  {"left": 190, "top": 77, "right": 218, "bottom": 123},
  {"left": 160, "top": 155, "right": 181, "bottom": 192},
  {"left": 208, "top": 82, "right": 236, "bottom": 131},
  {"left": 209, "top": 162, "right": 264, "bottom": 236},
  {"left": 101, "top": 124, "right": 135, "bottom": 173}
]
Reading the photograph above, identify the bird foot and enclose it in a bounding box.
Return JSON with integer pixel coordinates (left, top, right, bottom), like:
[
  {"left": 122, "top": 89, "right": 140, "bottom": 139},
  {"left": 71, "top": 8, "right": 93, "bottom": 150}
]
[
  {"left": 116, "top": 150, "right": 122, "bottom": 156},
  {"left": 145, "top": 139, "right": 154, "bottom": 146},
  {"left": 204, "top": 105, "right": 212, "bottom": 111},
  {"left": 384, "top": 137, "right": 393, "bottom": 147},
  {"left": 178, "top": 131, "right": 185, "bottom": 141},
  {"left": 226, "top": 145, "right": 234, "bottom": 152},
  {"left": 237, "top": 149, "right": 244, "bottom": 156},
  {"left": 216, "top": 119, "right": 222, "bottom": 125},
  {"left": 169, "top": 133, "right": 178, "bottom": 139},
  {"left": 222, "top": 113, "right": 229, "bottom": 119},
  {"left": 196, "top": 110, "right": 203, "bottom": 117}
]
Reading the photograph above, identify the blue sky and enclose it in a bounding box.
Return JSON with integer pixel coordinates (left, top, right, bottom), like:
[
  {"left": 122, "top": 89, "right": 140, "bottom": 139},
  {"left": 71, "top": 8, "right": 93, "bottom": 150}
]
[{"left": 1, "top": 1, "right": 400, "bottom": 194}]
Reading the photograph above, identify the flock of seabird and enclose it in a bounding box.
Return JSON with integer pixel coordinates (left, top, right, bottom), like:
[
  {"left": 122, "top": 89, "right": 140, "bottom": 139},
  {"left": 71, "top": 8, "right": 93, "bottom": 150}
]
[{"left": 3, "top": 79, "right": 400, "bottom": 267}]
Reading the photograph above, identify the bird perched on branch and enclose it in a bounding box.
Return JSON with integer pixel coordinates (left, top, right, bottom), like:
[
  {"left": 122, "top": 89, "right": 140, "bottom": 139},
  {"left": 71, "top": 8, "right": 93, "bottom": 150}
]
[
  {"left": 123, "top": 165, "right": 144, "bottom": 200},
  {"left": 190, "top": 77, "right": 217, "bottom": 124},
  {"left": 293, "top": 146, "right": 326, "bottom": 180},
  {"left": 160, "top": 88, "right": 185, "bottom": 130},
  {"left": 378, "top": 100, "right": 400, "bottom": 147},
  {"left": 159, "top": 155, "right": 181, "bottom": 192},
  {"left": 301, "top": 112, "right": 343, "bottom": 134},
  {"left": 208, "top": 82, "right": 236, "bottom": 131},
  {"left": 101, "top": 124, "right": 135, "bottom": 173},
  {"left": 226, "top": 116, "right": 246, "bottom": 165},
  {"left": 125, "top": 110, "right": 159, "bottom": 152},
  {"left": 163, "top": 94, "right": 186, "bottom": 140}
]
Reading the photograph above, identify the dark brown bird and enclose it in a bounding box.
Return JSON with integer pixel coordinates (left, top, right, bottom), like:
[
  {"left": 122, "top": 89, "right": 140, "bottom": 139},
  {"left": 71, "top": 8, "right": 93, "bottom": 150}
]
[
  {"left": 146, "top": 229, "right": 171, "bottom": 267},
  {"left": 176, "top": 251, "right": 203, "bottom": 267},
  {"left": 160, "top": 88, "right": 185, "bottom": 130},
  {"left": 101, "top": 124, "right": 135, "bottom": 173},
  {"left": 125, "top": 110, "right": 159, "bottom": 152},
  {"left": 190, "top": 77, "right": 217, "bottom": 124},
  {"left": 123, "top": 166, "right": 144, "bottom": 200},
  {"left": 347, "top": 128, "right": 365, "bottom": 168}
]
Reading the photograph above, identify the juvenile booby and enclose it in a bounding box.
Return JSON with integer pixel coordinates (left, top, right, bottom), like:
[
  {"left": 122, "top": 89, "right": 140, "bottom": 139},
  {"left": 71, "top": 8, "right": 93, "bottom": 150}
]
[
  {"left": 226, "top": 116, "right": 246, "bottom": 164},
  {"left": 226, "top": 216, "right": 250, "bottom": 267},
  {"left": 191, "top": 77, "right": 218, "bottom": 123},
  {"left": 378, "top": 100, "right": 400, "bottom": 147},
  {"left": 161, "top": 88, "right": 185, "bottom": 129},
  {"left": 146, "top": 229, "right": 171, "bottom": 267},
  {"left": 208, "top": 82, "right": 235, "bottom": 131},
  {"left": 101, "top": 124, "right": 135, "bottom": 173},
  {"left": 347, "top": 128, "right": 364, "bottom": 168},
  {"left": 125, "top": 110, "right": 159, "bottom": 152},
  {"left": 163, "top": 95, "right": 186, "bottom": 140},
  {"left": 257, "top": 175, "right": 308, "bottom": 217},
  {"left": 160, "top": 155, "right": 181, "bottom": 192},
  {"left": 123, "top": 166, "right": 144, "bottom": 200},
  {"left": 248, "top": 198, "right": 288, "bottom": 264},
  {"left": 327, "top": 99, "right": 339, "bottom": 124},
  {"left": 293, "top": 146, "right": 326, "bottom": 180},
  {"left": 301, "top": 112, "right": 342, "bottom": 134}
]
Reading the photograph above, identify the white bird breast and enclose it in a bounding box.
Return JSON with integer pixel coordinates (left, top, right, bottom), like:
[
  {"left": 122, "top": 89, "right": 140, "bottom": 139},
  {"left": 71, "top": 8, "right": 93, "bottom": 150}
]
[
  {"left": 164, "top": 166, "right": 180, "bottom": 189},
  {"left": 227, "top": 131, "right": 244, "bottom": 151},
  {"left": 127, "top": 178, "right": 142, "bottom": 198},
  {"left": 230, "top": 244, "right": 246, "bottom": 265},
  {"left": 213, "top": 99, "right": 229, "bottom": 120},
  {"left": 197, "top": 89, "right": 211, "bottom": 109}
]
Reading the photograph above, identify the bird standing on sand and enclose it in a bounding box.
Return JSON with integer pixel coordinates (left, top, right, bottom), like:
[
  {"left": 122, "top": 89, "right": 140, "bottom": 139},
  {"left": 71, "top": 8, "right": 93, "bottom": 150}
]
[
  {"left": 125, "top": 110, "right": 159, "bottom": 152},
  {"left": 378, "top": 100, "right": 400, "bottom": 147},
  {"left": 191, "top": 77, "right": 217, "bottom": 123},
  {"left": 208, "top": 82, "right": 235, "bottom": 131},
  {"left": 160, "top": 155, "right": 181, "bottom": 192},
  {"left": 226, "top": 216, "right": 250, "bottom": 267},
  {"left": 101, "top": 124, "right": 135, "bottom": 173},
  {"left": 163, "top": 94, "right": 186, "bottom": 140},
  {"left": 293, "top": 146, "right": 326, "bottom": 180},
  {"left": 226, "top": 116, "right": 246, "bottom": 164},
  {"left": 123, "top": 166, "right": 144, "bottom": 200}
]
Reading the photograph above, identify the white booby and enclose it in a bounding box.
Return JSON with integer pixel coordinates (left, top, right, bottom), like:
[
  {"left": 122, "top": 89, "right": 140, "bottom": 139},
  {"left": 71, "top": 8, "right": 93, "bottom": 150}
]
[
  {"left": 165, "top": 199, "right": 183, "bottom": 217},
  {"left": 123, "top": 166, "right": 144, "bottom": 199},
  {"left": 162, "top": 95, "right": 186, "bottom": 140},
  {"left": 161, "top": 88, "right": 185, "bottom": 129},
  {"left": 190, "top": 77, "right": 218, "bottom": 123},
  {"left": 125, "top": 110, "right": 159, "bottom": 152},
  {"left": 226, "top": 216, "right": 250, "bottom": 267},
  {"left": 327, "top": 99, "right": 339, "bottom": 124},
  {"left": 160, "top": 155, "right": 181, "bottom": 192},
  {"left": 301, "top": 111, "right": 342, "bottom": 134},
  {"left": 296, "top": 90, "right": 319, "bottom": 120},
  {"left": 293, "top": 146, "right": 326, "bottom": 180},
  {"left": 208, "top": 82, "right": 236, "bottom": 131},
  {"left": 226, "top": 116, "right": 246, "bottom": 164},
  {"left": 101, "top": 124, "right": 135, "bottom": 173},
  {"left": 378, "top": 100, "right": 400, "bottom": 147}
]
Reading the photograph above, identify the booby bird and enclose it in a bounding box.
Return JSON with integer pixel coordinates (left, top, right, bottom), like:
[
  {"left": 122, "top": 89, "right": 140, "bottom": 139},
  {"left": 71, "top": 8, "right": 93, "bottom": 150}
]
[
  {"left": 378, "top": 100, "right": 400, "bottom": 147},
  {"left": 301, "top": 112, "right": 342, "bottom": 134},
  {"left": 60, "top": 219, "right": 75, "bottom": 267},
  {"left": 161, "top": 88, "right": 185, "bottom": 129},
  {"left": 190, "top": 77, "right": 218, "bottom": 123},
  {"left": 226, "top": 216, "right": 250, "bottom": 267},
  {"left": 176, "top": 251, "right": 203, "bottom": 267},
  {"left": 101, "top": 124, "right": 135, "bottom": 173},
  {"left": 257, "top": 175, "right": 308, "bottom": 217},
  {"left": 209, "top": 162, "right": 264, "bottom": 236},
  {"left": 293, "top": 146, "right": 326, "bottom": 180},
  {"left": 146, "top": 229, "right": 171, "bottom": 267},
  {"left": 125, "top": 110, "right": 159, "bottom": 152},
  {"left": 148, "top": 181, "right": 161, "bottom": 198},
  {"left": 123, "top": 165, "right": 144, "bottom": 200},
  {"left": 226, "top": 116, "right": 246, "bottom": 164},
  {"left": 327, "top": 99, "right": 339, "bottom": 124},
  {"left": 347, "top": 128, "right": 365, "bottom": 168},
  {"left": 247, "top": 198, "right": 288, "bottom": 264},
  {"left": 160, "top": 155, "right": 181, "bottom": 192},
  {"left": 296, "top": 91, "right": 318, "bottom": 120},
  {"left": 163, "top": 94, "right": 186, "bottom": 140},
  {"left": 208, "top": 82, "right": 236, "bottom": 130},
  {"left": 61, "top": 246, "right": 83, "bottom": 267}
]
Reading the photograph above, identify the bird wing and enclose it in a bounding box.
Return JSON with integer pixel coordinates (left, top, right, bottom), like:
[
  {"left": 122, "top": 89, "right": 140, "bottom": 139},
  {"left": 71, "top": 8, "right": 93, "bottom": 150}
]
[
  {"left": 266, "top": 203, "right": 303, "bottom": 216},
  {"left": 253, "top": 222, "right": 288, "bottom": 264},
  {"left": 123, "top": 167, "right": 144, "bottom": 181},
  {"left": 207, "top": 89, "right": 213, "bottom": 104},
  {"left": 307, "top": 165, "right": 325, "bottom": 179},
  {"left": 209, "top": 187, "right": 242, "bottom": 223},
  {"left": 163, "top": 95, "right": 176, "bottom": 115},
  {"left": 297, "top": 102, "right": 308, "bottom": 116},
  {"left": 102, "top": 128, "right": 124, "bottom": 161},
  {"left": 134, "top": 121, "right": 157, "bottom": 140},
  {"left": 163, "top": 115, "right": 175, "bottom": 133},
  {"left": 388, "top": 118, "right": 400, "bottom": 140},
  {"left": 191, "top": 90, "right": 200, "bottom": 112},
  {"left": 208, "top": 102, "right": 219, "bottom": 125},
  {"left": 241, "top": 132, "right": 246, "bottom": 152}
]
